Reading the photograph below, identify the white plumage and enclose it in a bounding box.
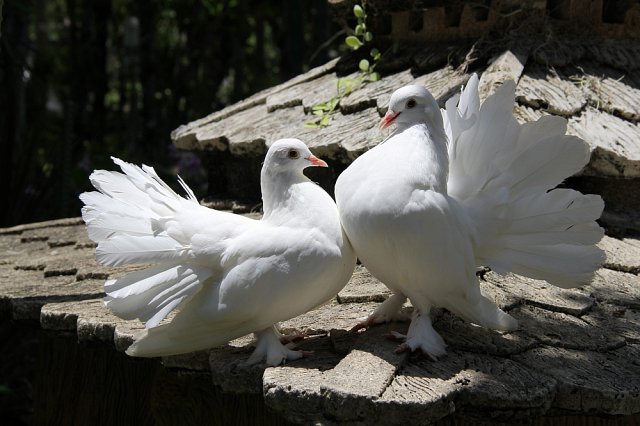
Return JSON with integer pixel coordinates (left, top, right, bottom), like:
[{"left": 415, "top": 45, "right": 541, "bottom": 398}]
[
  {"left": 81, "top": 139, "right": 356, "bottom": 366},
  {"left": 335, "top": 75, "right": 604, "bottom": 358}
]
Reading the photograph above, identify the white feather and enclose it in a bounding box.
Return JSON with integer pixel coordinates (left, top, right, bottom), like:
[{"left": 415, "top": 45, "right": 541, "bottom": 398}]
[
  {"left": 96, "top": 235, "right": 189, "bottom": 267},
  {"left": 335, "top": 74, "right": 605, "bottom": 359},
  {"left": 81, "top": 143, "right": 356, "bottom": 365}
]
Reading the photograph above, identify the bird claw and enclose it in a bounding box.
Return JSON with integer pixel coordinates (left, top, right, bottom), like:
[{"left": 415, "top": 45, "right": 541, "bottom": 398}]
[
  {"left": 350, "top": 293, "right": 410, "bottom": 333},
  {"left": 394, "top": 343, "right": 410, "bottom": 354},
  {"left": 246, "top": 327, "right": 311, "bottom": 366},
  {"left": 383, "top": 331, "right": 407, "bottom": 342},
  {"left": 351, "top": 316, "right": 376, "bottom": 333}
]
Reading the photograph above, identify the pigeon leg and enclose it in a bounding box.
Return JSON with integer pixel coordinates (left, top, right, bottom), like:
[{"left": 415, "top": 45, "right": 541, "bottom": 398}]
[
  {"left": 392, "top": 310, "right": 447, "bottom": 361},
  {"left": 245, "top": 326, "right": 306, "bottom": 366},
  {"left": 351, "top": 292, "right": 408, "bottom": 332}
]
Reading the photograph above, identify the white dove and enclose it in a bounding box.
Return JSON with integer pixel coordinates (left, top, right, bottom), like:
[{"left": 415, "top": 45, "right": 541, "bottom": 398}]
[
  {"left": 335, "top": 75, "right": 604, "bottom": 358},
  {"left": 80, "top": 138, "right": 356, "bottom": 366}
]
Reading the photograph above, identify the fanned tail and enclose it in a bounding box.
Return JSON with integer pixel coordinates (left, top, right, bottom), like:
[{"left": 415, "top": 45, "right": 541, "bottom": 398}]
[
  {"left": 444, "top": 75, "right": 605, "bottom": 288},
  {"left": 105, "top": 263, "right": 213, "bottom": 327},
  {"left": 80, "top": 157, "right": 212, "bottom": 328}
]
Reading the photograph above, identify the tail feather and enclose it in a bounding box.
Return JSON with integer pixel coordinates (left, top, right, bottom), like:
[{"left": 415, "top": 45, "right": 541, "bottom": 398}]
[
  {"left": 125, "top": 308, "right": 256, "bottom": 357},
  {"left": 96, "top": 234, "right": 189, "bottom": 267},
  {"left": 498, "top": 135, "right": 590, "bottom": 196},
  {"left": 80, "top": 157, "right": 217, "bottom": 329},
  {"left": 501, "top": 222, "right": 604, "bottom": 247},
  {"left": 445, "top": 74, "right": 605, "bottom": 290},
  {"left": 489, "top": 244, "right": 605, "bottom": 288},
  {"left": 105, "top": 263, "right": 213, "bottom": 328},
  {"left": 447, "top": 294, "right": 518, "bottom": 331},
  {"left": 508, "top": 189, "right": 604, "bottom": 233},
  {"left": 126, "top": 323, "right": 239, "bottom": 357}
]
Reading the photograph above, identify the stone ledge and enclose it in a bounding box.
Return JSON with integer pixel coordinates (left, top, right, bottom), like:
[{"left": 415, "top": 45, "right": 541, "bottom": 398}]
[{"left": 2, "top": 219, "right": 639, "bottom": 424}]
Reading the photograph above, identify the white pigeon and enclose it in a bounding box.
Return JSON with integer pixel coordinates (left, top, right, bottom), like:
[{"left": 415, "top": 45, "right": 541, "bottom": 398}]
[
  {"left": 335, "top": 75, "right": 604, "bottom": 359},
  {"left": 80, "top": 138, "right": 356, "bottom": 366}
]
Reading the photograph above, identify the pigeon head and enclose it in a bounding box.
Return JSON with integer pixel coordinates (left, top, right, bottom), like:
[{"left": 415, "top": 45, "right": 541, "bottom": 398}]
[
  {"left": 381, "top": 85, "right": 441, "bottom": 131},
  {"left": 263, "top": 139, "right": 327, "bottom": 176}
]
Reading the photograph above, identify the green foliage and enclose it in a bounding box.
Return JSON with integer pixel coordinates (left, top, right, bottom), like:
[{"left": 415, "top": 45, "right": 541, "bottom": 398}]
[{"left": 305, "top": 0, "right": 381, "bottom": 129}]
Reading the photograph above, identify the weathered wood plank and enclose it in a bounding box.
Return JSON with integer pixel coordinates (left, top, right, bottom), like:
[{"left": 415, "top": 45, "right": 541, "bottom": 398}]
[
  {"left": 171, "top": 58, "right": 340, "bottom": 149},
  {"left": 262, "top": 339, "right": 343, "bottom": 425},
  {"left": 513, "top": 104, "right": 545, "bottom": 124},
  {"left": 582, "top": 302, "right": 640, "bottom": 345},
  {"left": 598, "top": 235, "right": 640, "bottom": 275},
  {"left": 568, "top": 107, "right": 640, "bottom": 178},
  {"left": 339, "top": 66, "right": 470, "bottom": 114},
  {"left": 510, "top": 304, "right": 625, "bottom": 351},
  {"left": 481, "top": 272, "right": 594, "bottom": 316},
  {"left": 266, "top": 71, "right": 358, "bottom": 113},
  {"left": 320, "top": 323, "right": 407, "bottom": 422},
  {"left": 586, "top": 269, "right": 640, "bottom": 310},
  {"left": 479, "top": 49, "right": 529, "bottom": 101},
  {"left": 380, "top": 351, "right": 557, "bottom": 424},
  {"left": 340, "top": 69, "right": 416, "bottom": 114},
  {"left": 514, "top": 345, "right": 640, "bottom": 415},
  {"left": 337, "top": 265, "right": 392, "bottom": 303},
  {"left": 0, "top": 217, "right": 85, "bottom": 235},
  {"left": 572, "top": 63, "right": 640, "bottom": 121},
  {"left": 434, "top": 310, "right": 538, "bottom": 356},
  {"left": 516, "top": 65, "right": 586, "bottom": 116}
]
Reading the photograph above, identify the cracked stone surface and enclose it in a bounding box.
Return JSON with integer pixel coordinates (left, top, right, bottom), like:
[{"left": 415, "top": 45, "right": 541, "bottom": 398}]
[{"left": 2, "top": 218, "right": 639, "bottom": 424}]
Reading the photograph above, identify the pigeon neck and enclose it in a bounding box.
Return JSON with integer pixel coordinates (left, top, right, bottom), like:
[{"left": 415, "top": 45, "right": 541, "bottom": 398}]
[
  {"left": 260, "top": 169, "right": 307, "bottom": 218},
  {"left": 400, "top": 120, "right": 449, "bottom": 194}
]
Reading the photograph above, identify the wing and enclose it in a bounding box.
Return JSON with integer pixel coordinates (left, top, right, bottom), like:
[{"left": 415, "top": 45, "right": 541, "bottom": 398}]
[{"left": 125, "top": 223, "right": 347, "bottom": 357}]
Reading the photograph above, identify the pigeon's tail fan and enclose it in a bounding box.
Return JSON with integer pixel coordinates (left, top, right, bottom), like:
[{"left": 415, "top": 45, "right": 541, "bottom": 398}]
[
  {"left": 444, "top": 75, "right": 605, "bottom": 289},
  {"left": 79, "top": 157, "right": 199, "bottom": 267},
  {"left": 105, "top": 263, "right": 213, "bottom": 328},
  {"left": 483, "top": 189, "right": 605, "bottom": 287},
  {"left": 80, "top": 158, "right": 214, "bottom": 326}
]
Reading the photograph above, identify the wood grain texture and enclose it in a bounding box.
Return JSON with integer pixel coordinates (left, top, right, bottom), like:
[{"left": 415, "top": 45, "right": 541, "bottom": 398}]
[{"left": 2, "top": 220, "right": 640, "bottom": 422}]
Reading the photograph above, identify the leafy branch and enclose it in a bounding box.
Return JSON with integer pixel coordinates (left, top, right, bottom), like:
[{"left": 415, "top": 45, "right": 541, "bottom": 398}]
[{"left": 305, "top": 1, "right": 381, "bottom": 129}]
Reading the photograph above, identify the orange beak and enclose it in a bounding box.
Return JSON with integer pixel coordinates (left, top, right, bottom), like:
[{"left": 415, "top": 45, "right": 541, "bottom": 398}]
[
  {"left": 379, "top": 110, "right": 400, "bottom": 129},
  {"left": 305, "top": 154, "right": 328, "bottom": 167}
]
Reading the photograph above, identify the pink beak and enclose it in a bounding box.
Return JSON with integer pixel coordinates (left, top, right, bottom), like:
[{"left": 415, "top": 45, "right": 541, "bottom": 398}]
[
  {"left": 380, "top": 110, "right": 399, "bottom": 129},
  {"left": 306, "top": 154, "right": 328, "bottom": 167}
]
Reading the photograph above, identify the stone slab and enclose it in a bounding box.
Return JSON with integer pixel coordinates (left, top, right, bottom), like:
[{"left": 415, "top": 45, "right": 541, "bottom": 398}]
[{"left": 514, "top": 345, "right": 640, "bottom": 415}]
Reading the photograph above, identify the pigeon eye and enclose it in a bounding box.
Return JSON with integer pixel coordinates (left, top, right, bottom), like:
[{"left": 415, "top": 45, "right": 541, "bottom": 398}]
[
  {"left": 288, "top": 149, "right": 300, "bottom": 159},
  {"left": 406, "top": 99, "right": 417, "bottom": 109}
]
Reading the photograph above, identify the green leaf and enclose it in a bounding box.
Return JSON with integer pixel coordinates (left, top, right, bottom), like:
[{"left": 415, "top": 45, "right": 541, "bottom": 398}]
[
  {"left": 359, "top": 59, "right": 370, "bottom": 72},
  {"left": 369, "top": 72, "right": 380, "bottom": 81},
  {"left": 364, "top": 32, "right": 373, "bottom": 42},
  {"left": 355, "top": 23, "right": 365, "bottom": 35},
  {"left": 370, "top": 48, "right": 381, "bottom": 61},
  {"left": 345, "top": 36, "right": 362, "bottom": 49},
  {"left": 353, "top": 4, "right": 365, "bottom": 19},
  {"left": 320, "top": 115, "right": 331, "bottom": 126},
  {"left": 304, "top": 121, "right": 320, "bottom": 128}
]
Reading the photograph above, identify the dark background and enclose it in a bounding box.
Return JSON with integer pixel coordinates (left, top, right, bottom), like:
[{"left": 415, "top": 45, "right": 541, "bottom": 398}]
[{"left": 0, "top": 0, "right": 345, "bottom": 227}]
